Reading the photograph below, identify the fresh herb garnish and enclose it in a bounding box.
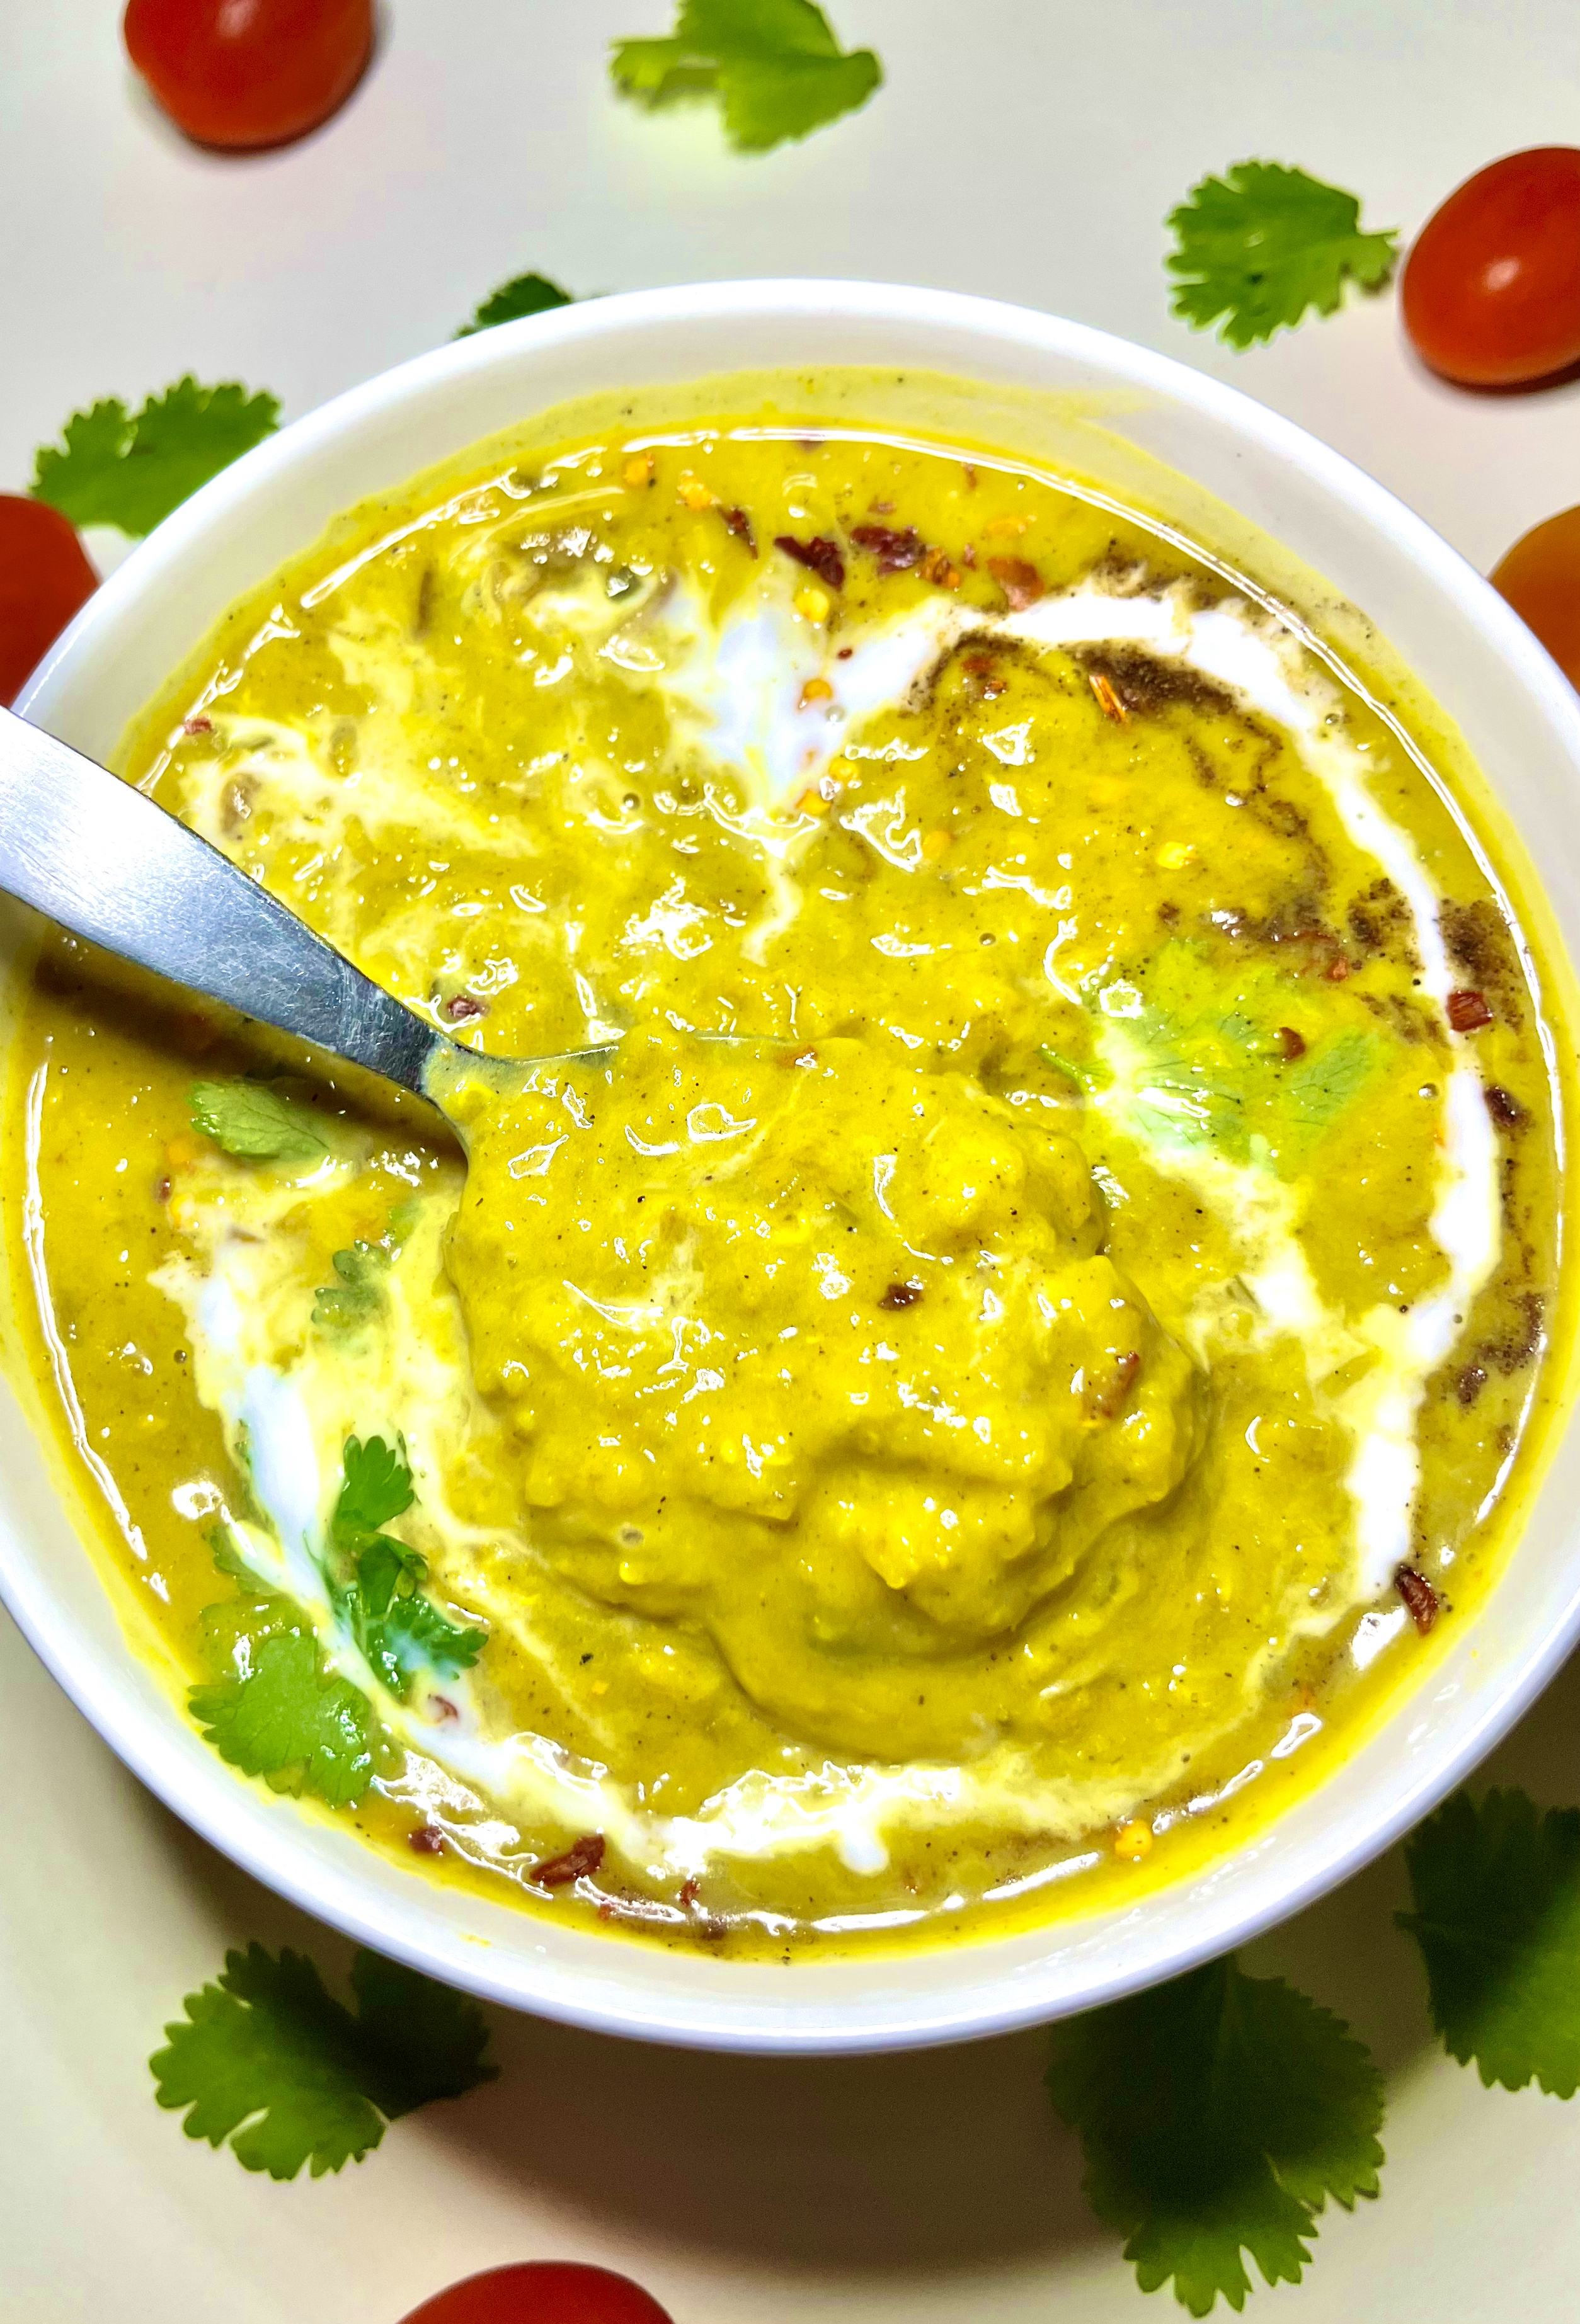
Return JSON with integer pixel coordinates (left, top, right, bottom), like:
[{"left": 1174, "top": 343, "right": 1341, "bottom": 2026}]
[
  {"left": 191, "top": 1079, "right": 327, "bottom": 1163},
  {"left": 1280, "top": 1026, "right": 1378, "bottom": 1136},
  {"left": 205, "top": 1520, "right": 265, "bottom": 1592},
  {"left": 31, "top": 378, "right": 280, "bottom": 537},
  {"left": 1103, "top": 942, "right": 1385, "bottom": 1170},
  {"left": 312, "top": 1242, "right": 389, "bottom": 1330},
  {"left": 1038, "top": 1045, "right": 1108, "bottom": 1093},
  {"left": 151, "top": 1942, "right": 496, "bottom": 2179},
  {"left": 1167, "top": 162, "right": 1399, "bottom": 350},
  {"left": 328, "top": 1437, "right": 486, "bottom": 1698},
  {"left": 334, "top": 1432, "right": 416, "bottom": 1537},
  {"left": 611, "top": 0, "right": 881, "bottom": 153},
  {"left": 1048, "top": 1956, "right": 1385, "bottom": 2316},
  {"left": 456, "top": 271, "right": 575, "bottom": 338},
  {"left": 1399, "top": 1788, "right": 1580, "bottom": 2099},
  {"left": 189, "top": 1620, "right": 377, "bottom": 1807}
]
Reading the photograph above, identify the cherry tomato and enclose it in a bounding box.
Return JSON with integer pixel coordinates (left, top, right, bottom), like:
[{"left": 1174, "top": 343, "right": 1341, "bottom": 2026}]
[
  {"left": 123, "top": 0, "right": 373, "bottom": 151},
  {"left": 1491, "top": 504, "right": 1580, "bottom": 690},
  {"left": 1402, "top": 147, "right": 1580, "bottom": 387},
  {"left": 399, "top": 2262, "right": 676, "bottom": 2324},
  {"left": 0, "top": 496, "right": 98, "bottom": 709}
]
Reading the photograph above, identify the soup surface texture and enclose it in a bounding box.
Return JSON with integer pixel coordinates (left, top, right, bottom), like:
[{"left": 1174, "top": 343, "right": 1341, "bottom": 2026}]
[{"left": 4, "top": 397, "right": 1568, "bottom": 1953}]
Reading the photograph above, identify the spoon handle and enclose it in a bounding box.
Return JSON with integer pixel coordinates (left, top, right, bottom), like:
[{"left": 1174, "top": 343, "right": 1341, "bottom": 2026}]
[{"left": 0, "top": 707, "right": 443, "bottom": 1099}]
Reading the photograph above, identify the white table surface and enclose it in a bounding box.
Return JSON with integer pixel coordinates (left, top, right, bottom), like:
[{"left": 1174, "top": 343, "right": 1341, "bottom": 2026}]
[{"left": 5, "top": 4, "right": 1580, "bottom": 2316}]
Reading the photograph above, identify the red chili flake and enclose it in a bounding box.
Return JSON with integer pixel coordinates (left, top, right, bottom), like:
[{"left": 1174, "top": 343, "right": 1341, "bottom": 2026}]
[
  {"left": 961, "top": 543, "right": 977, "bottom": 568},
  {"left": 721, "top": 504, "right": 758, "bottom": 555},
  {"left": 963, "top": 651, "right": 1006, "bottom": 700},
  {"left": 1087, "top": 1350, "right": 1143, "bottom": 1419},
  {"left": 988, "top": 555, "right": 1044, "bottom": 611},
  {"left": 440, "top": 991, "right": 488, "bottom": 1023},
  {"left": 1325, "top": 955, "right": 1351, "bottom": 982},
  {"left": 408, "top": 1825, "right": 445, "bottom": 1857},
  {"left": 851, "top": 523, "right": 924, "bottom": 574},
  {"left": 962, "top": 464, "right": 978, "bottom": 489},
  {"left": 1394, "top": 1564, "right": 1440, "bottom": 1634},
  {"left": 774, "top": 534, "right": 845, "bottom": 590},
  {"left": 156, "top": 1175, "right": 172, "bottom": 1203},
  {"left": 679, "top": 1876, "right": 701, "bottom": 1909},
  {"left": 836, "top": 646, "right": 854, "bottom": 659},
  {"left": 1447, "top": 987, "right": 1493, "bottom": 1032},
  {"left": 531, "top": 1832, "right": 605, "bottom": 1888},
  {"left": 183, "top": 714, "right": 213, "bottom": 735},
  {"left": 1278, "top": 1026, "right": 1307, "bottom": 1060},
  {"left": 920, "top": 547, "right": 961, "bottom": 589},
  {"left": 429, "top": 1694, "right": 459, "bottom": 1722},
  {"left": 1088, "top": 671, "right": 1126, "bottom": 722},
  {"left": 878, "top": 1279, "right": 924, "bottom": 1310},
  {"left": 1484, "top": 1083, "right": 1524, "bottom": 1129}
]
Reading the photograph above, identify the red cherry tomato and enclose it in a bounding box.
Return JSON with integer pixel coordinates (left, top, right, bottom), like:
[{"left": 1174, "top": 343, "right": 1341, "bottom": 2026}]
[
  {"left": 123, "top": 0, "right": 373, "bottom": 151},
  {"left": 399, "top": 2262, "right": 676, "bottom": 2324},
  {"left": 1491, "top": 505, "right": 1580, "bottom": 690},
  {"left": 1402, "top": 147, "right": 1580, "bottom": 387},
  {"left": 0, "top": 496, "right": 98, "bottom": 709}
]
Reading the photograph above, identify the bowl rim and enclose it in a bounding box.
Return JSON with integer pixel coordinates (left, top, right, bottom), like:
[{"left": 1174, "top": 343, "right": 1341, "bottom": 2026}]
[{"left": 11, "top": 275, "right": 1580, "bottom": 2053}]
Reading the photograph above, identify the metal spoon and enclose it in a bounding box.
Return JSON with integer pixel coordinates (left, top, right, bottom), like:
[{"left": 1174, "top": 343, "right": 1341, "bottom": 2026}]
[{"left": 0, "top": 705, "right": 610, "bottom": 1108}]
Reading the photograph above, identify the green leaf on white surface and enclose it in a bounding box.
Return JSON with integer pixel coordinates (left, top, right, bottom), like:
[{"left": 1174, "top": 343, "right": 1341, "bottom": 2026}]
[
  {"left": 611, "top": 0, "right": 881, "bottom": 152},
  {"left": 151, "top": 1942, "right": 497, "bottom": 2179},
  {"left": 31, "top": 379, "right": 280, "bottom": 535},
  {"left": 1399, "top": 1787, "right": 1580, "bottom": 2099},
  {"left": 1048, "top": 1955, "right": 1385, "bottom": 2314},
  {"left": 1166, "top": 162, "right": 1399, "bottom": 350},
  {"left": 457, "top": 271, "right": 575, "bottom": 336}
]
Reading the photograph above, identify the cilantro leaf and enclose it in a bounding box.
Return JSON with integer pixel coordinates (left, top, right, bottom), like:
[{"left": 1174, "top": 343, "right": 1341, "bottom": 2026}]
[
  {"left": 32, "top": 378, "right": 280, "bottom": 536},
  {"left": 151, "top": 1942, "right": 497, "bottom": 2179},
  {"left": 192, "top": 1079, "right": 327, "bottom": 1163},
  {"left": 334, "top": 1434, "right": 416, "bottom": 1539},
  {"left": 357, "top": 1587, "right": 486, "bottom": 1696},
  {"left": 352, "top": 1530, "right": 426, "bottom": 1619},
  {"left": 1281, "top": 1027, "right": 1378, "bottom": 1138},
  {"left": 1102, "top": 942, "right": 1385, "bottom": 1171},
  {"left": 612, "top": 0, "right": 881, "bottom": 152},
  {"left": 312, "top": 1242, "right": 389, "bottom": 1330},
  {"left": 457, "top": 271, "right": 575, "bottom": 337},
  {"left": 153, "top": 1945, "right": 381, "bottom": 2177},
  {"left": 205, "top": 1520, "right": 266, "bottom": 1593},
  {"left": 1039, "top": 1045, "right": 1108, "bottom": 1093},
  {"left": 1048, "top": 1957, "right": 1384, "bottom": 2316},
  {"left": 345, "top": 1947, "right": 499, "bottom": 2116},
  {"left": 1167, "top": 162, "right": 1399, "bottom": 350},
  {"left": 1398, "top": 1788, "right": 1580, "bottom": 2098},
  {"left": 189, "top": 1626, "right": 377, "bottom": 1808},
  {"left": 328, "top": 1437, "right": 486, "bottom": 1698}
]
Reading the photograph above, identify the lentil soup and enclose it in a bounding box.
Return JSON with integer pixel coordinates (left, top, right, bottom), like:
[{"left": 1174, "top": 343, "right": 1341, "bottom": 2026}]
[{"left": 4, "top": 384, "right": 1570, "bottom": 1957}]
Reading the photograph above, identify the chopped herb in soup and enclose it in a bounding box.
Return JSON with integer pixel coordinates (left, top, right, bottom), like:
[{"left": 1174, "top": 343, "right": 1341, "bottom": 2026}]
[{"left": 4, "top": 388, "right": 1568, "bottom": 1954}]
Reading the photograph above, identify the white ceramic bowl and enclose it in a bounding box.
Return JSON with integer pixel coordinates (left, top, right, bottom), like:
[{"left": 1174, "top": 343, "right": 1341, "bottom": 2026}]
[{"left": 8, "top": 281, "right": 1580, "bottom": 2053}]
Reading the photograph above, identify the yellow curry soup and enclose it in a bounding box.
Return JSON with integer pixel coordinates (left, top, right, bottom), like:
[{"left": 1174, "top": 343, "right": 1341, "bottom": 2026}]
[{"left": 4, "top": 389, "right": 1571, "bottom": 1956}]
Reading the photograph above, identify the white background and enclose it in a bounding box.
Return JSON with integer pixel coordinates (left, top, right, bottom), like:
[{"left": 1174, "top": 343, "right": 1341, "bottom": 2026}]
[{"left": 4, "top": 3, "right": 1580, "bottom": 2317}]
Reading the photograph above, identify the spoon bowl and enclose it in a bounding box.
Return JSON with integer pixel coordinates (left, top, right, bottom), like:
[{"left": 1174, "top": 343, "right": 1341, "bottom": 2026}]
[{"left": 0, "top": 703, "right": 615, "bottom": 1119}]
